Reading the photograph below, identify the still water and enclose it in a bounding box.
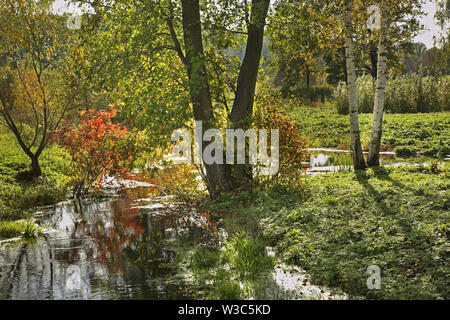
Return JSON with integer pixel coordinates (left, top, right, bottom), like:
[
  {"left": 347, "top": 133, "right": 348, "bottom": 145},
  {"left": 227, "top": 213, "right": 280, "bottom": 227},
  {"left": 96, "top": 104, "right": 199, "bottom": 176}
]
[
  {"left": 0, "top": 187, "right": 201, "bottom": 300},
  {"left": 307, "top": 149, "right": 432, "bottom": 174}
]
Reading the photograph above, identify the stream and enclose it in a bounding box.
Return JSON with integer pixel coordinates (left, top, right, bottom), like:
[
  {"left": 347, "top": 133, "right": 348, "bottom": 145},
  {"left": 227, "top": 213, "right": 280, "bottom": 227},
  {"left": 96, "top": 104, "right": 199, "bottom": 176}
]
[
  {"left": 0, "top": 150, "right": 441, "bottom": 300},
  {"left": 0, "top": 186, "right": 200, "bottom": 299}
]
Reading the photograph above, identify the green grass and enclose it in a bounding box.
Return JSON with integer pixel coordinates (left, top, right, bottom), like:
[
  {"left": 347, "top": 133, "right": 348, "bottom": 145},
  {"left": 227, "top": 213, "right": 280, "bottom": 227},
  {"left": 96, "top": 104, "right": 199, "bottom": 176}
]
[
  {"left": 0, "top": 219, "right": 44, "bottom": 239},
  {"left": 189, "top": 233, "right": 275, "bottom": 299},
  {"left": 204, "top": 164, "right": 449, "bottom": 299},
  {"left": 288, "top": 106, "right": 450, "bottom": 157}
]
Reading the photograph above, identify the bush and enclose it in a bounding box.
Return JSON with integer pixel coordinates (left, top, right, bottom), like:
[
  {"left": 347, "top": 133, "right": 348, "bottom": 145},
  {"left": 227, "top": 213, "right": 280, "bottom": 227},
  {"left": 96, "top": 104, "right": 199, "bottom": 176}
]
[
  {"left": 53, "top": 106, "right": 132, "bottom": 197},
  {"left": 254, "top": 86, "right": 310, "bottom": 185},
  {"left": 334, "top": 74, "right": 450, "bottom": 114}
]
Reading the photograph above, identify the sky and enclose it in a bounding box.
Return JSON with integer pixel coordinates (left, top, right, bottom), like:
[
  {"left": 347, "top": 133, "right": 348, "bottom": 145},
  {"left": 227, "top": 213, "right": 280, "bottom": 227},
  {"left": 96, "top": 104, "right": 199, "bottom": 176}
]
[
  {"left": 52, "top": 0, "right": 446, "bottom": 48},
  {"left": 414, "top": 1, "right": 446, "bottom": 48}
]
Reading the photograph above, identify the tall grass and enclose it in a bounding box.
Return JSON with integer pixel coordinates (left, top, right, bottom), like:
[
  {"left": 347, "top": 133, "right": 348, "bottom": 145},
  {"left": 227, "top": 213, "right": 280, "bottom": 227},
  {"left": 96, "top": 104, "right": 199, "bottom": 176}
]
[{"left": 334, "top": 74, "right": 450, "bottom": 114}]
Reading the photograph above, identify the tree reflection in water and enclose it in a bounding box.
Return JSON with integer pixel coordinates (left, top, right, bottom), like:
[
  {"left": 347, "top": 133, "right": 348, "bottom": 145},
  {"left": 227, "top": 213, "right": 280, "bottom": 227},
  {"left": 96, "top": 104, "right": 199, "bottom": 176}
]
[{"left": 0, "top": 186, "right": 215, "bottom": 300}]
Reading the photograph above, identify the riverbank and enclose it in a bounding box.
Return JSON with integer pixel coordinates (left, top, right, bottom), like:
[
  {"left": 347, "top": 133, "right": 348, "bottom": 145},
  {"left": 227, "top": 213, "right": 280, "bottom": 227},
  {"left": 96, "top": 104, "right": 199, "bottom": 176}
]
[
  {"left": 288, "top": 106, "right": 450, "bottom": 158},
  {"left": 0, "top": 129, "right": 70, "bottom": 239},
  {"left": 202, "top": 163, "right": 449, "bottom": 299}
]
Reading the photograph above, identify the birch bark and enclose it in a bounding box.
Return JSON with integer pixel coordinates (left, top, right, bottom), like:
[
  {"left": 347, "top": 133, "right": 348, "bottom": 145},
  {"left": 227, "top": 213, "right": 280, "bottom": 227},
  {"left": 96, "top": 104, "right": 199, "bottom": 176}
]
[{"left": 344, "top": 0, "right": 366, "bottom": 170}]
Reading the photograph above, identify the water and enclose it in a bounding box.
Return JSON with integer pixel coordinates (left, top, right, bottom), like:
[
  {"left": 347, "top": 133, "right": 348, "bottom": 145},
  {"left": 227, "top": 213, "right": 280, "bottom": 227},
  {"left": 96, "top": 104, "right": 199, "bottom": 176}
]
[
  {"left": 0, "top": 187, "right": 201, "bottom": 300},
  {"left": 0, "top": 184, "right": 350, "bottom": 300},
  {"left": 307, "top": 149, "right": 435, "bottom": 174},
  {"left": 1, "top": 150, "right": 435, "bottom": 300}
]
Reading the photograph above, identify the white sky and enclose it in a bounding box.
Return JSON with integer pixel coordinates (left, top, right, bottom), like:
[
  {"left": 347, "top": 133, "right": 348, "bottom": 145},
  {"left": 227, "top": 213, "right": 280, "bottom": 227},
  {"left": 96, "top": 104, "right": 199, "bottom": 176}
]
[
  {"left": 52, "top": 0, "right": 446, "bottom": 48},
  {"left": 415, "top": 0, "right": 447, "bottom": 48}
]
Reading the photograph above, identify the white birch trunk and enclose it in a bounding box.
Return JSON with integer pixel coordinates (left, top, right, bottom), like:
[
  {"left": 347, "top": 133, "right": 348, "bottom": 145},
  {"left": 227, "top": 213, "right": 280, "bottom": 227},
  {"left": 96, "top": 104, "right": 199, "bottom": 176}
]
[
  {"left": 344, "top": 0, "right": 366, "bottom": 170},
  {"left": 368, "top": 1, "right": 389, "bottom": 166}
]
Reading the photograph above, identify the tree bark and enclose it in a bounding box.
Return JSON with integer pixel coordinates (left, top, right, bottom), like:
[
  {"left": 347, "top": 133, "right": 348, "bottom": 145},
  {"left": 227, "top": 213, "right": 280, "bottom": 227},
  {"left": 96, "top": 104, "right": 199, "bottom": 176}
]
[
  {"left": 367, "top": 2, "right": 389, "bottom": 167},
  {"left": 229, "top": 0, "right": 270, "bottom": 127},
  {"left": 228, "top": 0, "right": 270, "bottom": 187},
  {"left": 180, "top": 0, "right": 230, "bottom": 198},
  {"left": 344, "top": 0, "right": 366, "bottom": 170},
  {"left": 30, "top": 156, "right": 42, "bottom": 178},
  {"left": 369, "top": 45, "right": 378, "bottom": 80}
]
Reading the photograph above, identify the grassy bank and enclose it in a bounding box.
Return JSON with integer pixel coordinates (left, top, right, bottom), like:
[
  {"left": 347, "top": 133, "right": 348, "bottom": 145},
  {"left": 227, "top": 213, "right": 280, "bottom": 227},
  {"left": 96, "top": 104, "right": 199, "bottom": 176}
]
[
  {"left": 288, "top": 106, "right": 450, "bottom": 157},
  {"left": 203, "top": 164, "right": 449, "bottom": 299},
  {"left": 0, "top": 128, "right": 70, "bottom": 239}
]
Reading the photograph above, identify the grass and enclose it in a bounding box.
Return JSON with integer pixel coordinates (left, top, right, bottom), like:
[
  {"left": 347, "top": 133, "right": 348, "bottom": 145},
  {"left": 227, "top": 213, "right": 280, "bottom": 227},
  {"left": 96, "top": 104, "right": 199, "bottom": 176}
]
[
  {"left": 0, "top": 219, "right": 44, "bottom": 239},
  {"left": 288, "top": 106, "right": 450, "bottom": 157},
  {"left": 189, "top": 233, "right": 275, "bottom": 300},
  {"left": 203, "top": 164, "right": 449, "bottom": 299}
]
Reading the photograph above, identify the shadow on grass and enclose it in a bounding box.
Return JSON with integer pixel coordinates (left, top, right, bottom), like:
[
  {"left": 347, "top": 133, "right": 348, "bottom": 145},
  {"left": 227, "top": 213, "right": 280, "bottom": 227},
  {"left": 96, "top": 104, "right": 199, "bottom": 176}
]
[
  {"left": 355, "top": 169, "right": 393, "bottom": 215},
  {"left": 371, "top": 166, "right": 429, "bottom": 197}
]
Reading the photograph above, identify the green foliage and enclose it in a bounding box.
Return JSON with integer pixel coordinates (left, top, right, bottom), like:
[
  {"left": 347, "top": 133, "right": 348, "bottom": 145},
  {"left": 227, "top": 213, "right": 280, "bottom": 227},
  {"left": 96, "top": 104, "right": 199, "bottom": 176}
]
[
  {"left": 213, "top": 280, "right": 243, "bottom": 300},
  {"left": 191, "top": 247, "right": 219, "bottom": 272},
  {"left": 189, "top": 231, "right": 275, "bottom": 300},
  {"left": 0, "top": 128, "right": 70, "bottom": 228},
  {"left": 334, "top": 74, "right": 450, "bottom": 114}
]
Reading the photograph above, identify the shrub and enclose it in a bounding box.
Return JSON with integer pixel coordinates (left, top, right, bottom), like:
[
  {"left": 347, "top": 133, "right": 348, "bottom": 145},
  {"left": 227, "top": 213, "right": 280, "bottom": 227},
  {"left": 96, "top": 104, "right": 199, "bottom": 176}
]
[
  {"left": 53, "top": 106, "right": 132, "bottom": 197},
  {"left": 148, "top": 164, "right": 204, "bottom": 203},
  {"left": 0, "top": 219, "right": 43, "bottom": 239},
  {"left": 254, "top": 87, "right": 310, "bottom": 185}
]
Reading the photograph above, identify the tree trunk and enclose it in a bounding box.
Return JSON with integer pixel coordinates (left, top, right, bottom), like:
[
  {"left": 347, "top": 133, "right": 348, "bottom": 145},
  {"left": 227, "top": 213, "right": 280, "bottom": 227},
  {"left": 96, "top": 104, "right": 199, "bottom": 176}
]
[
  {"left": 370, "top": 45, "right": 378, "bottom": 80},
  {"left": 30, "top": 156, "right": 42, "bottom": 178},
  {"left": 228, "top": 0, "right": 270, "bottom": 188},
  {"left": 367, "top": 2, "right": 389, "bottom": 167},
  {"left": 178, "top": 0, "right": 269, "bottom": 197},
  {"left": 229, "top": 0, "right": 270, "bottom": 127},
  {"left": 306, "top": 66, "right": 311, "bottom": 89},
  {"left": 180, "top": 0, "right": 230, "bottom": 199},
  {"left": 344, "top": 0, "right": 366, "bottom": 170}
]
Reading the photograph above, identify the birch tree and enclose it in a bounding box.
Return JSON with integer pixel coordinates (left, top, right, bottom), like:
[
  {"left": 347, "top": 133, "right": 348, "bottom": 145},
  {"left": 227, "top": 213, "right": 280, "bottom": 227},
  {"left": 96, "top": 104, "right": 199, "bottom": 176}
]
[
  {"left": 367, "top": 1, "right": 390, "bottom": 166},
  {"left": 344, "top": 0, "right": 366, "bottom": 170},
  {"left": 367, "top": 0, "right": 424, "bottom": 166}
]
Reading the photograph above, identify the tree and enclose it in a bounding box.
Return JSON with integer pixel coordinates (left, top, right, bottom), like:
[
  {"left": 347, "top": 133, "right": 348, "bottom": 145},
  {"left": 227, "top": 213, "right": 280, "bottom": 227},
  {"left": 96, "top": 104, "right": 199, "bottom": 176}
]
[
  {"left": 71, "top": 0, "right": 271, "bottom": 199},
  {"left": 367, "top": 1, "right": 389, "bottom": 166},
  {"left": 344, "top": 0, "right": 367, "bottom": 170},
  {"left": 268, "top": 0, "right": 343, "bottom": 92},
  {"left": 367, "top": 0, "right": 425, "bottom": 166},
  {"left": 0, "top": 0, "right": 73, "bottom": 178}
]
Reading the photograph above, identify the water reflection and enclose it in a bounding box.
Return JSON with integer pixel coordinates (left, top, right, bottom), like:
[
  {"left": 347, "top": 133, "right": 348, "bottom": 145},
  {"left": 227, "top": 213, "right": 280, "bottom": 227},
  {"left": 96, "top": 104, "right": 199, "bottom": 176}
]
[
  {"left": 0, "top": 187, "right": 200, "bottom": 300},
  {"left": 307, "top": 150, "right": 424, "bottom": 174}
]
